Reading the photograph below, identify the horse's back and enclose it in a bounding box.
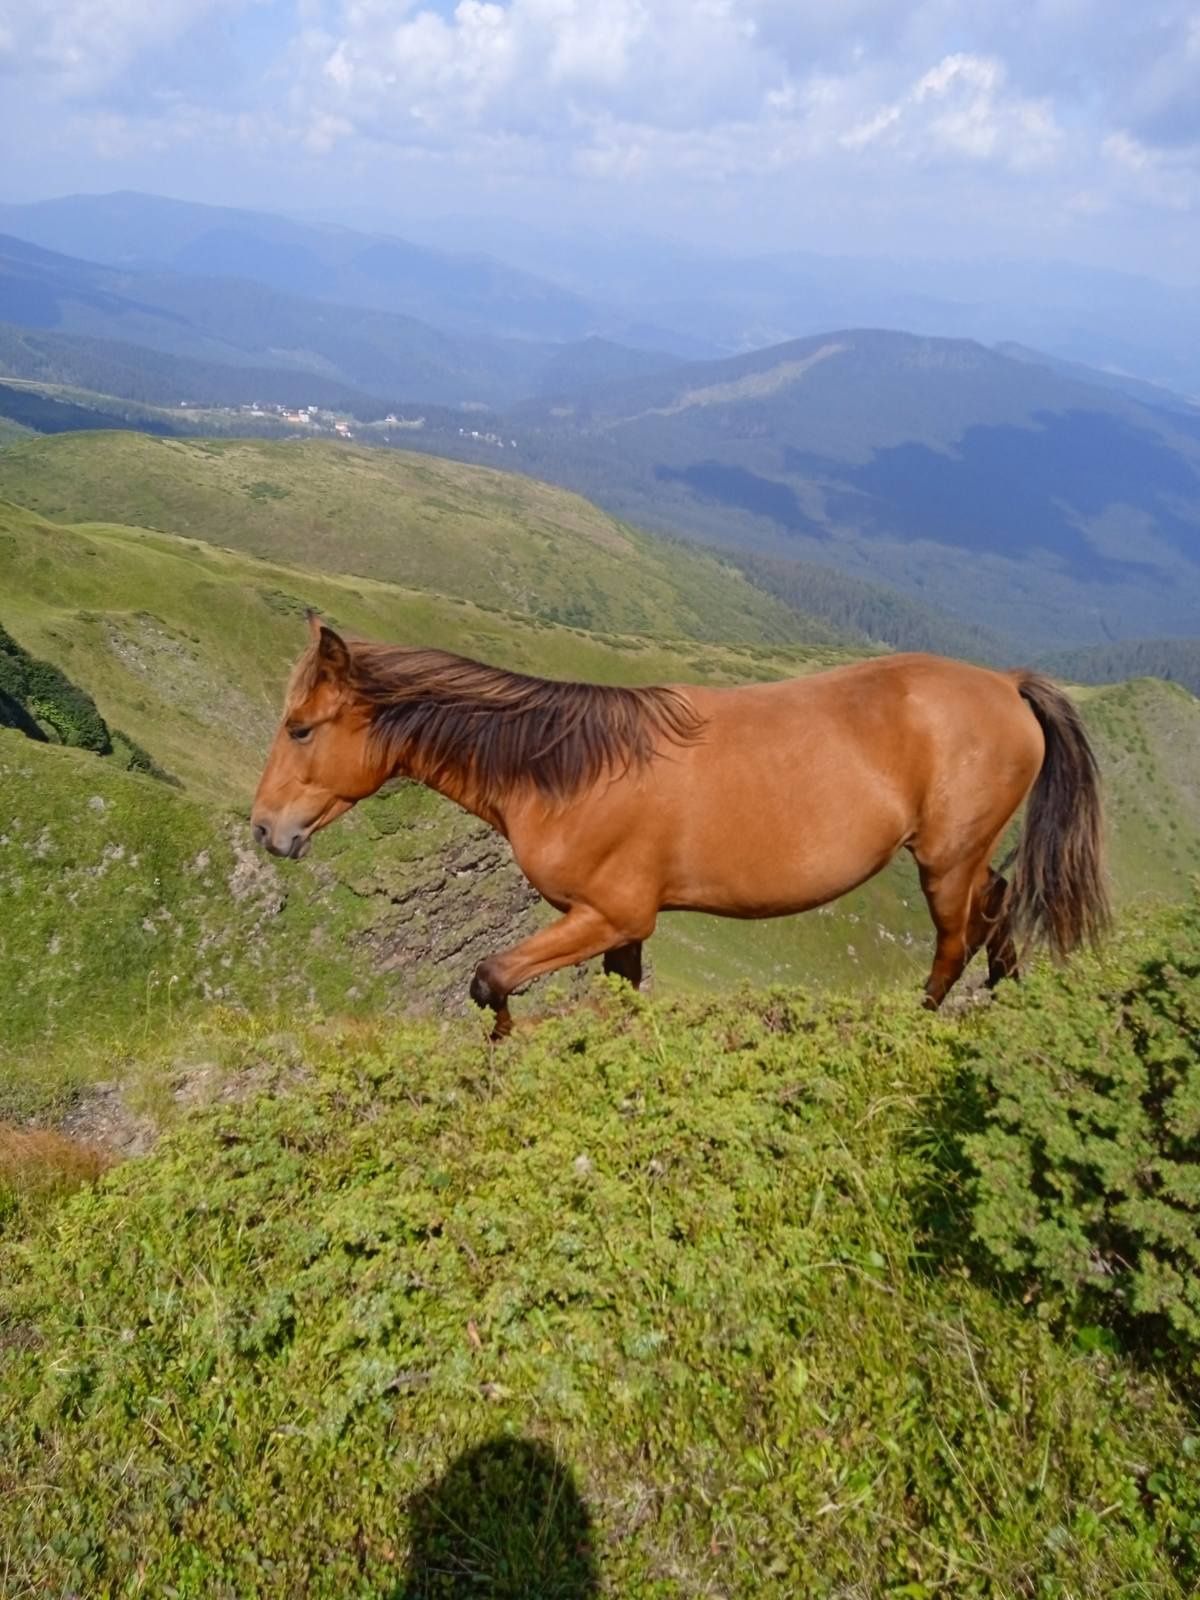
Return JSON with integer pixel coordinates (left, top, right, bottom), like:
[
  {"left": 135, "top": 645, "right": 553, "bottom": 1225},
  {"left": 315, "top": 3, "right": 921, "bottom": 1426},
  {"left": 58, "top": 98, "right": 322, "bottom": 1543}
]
[{"left": 684, "top": 652, "right": 1041, "bottom": 775}]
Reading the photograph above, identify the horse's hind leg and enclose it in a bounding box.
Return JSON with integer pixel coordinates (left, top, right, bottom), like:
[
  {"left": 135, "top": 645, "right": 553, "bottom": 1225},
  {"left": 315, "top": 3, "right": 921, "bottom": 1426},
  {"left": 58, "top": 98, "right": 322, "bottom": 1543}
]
[
  {"left": 918, "top": 851, "right": 1012, "bottom": 1009},
  {"left": 920, "top": 855, "right": 1020, "bottom": 1009},
  {"left": 603, "top": 941, "right": 643, "bottom": 989},
  {"left": 978, "top": 869, "right": 1019, "bottom": 988}
]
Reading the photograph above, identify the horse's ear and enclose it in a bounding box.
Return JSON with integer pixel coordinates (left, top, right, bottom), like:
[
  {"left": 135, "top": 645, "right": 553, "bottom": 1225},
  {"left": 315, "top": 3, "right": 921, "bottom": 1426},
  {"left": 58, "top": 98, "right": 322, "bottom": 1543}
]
[
  {"left": 315, "top": 624, "right": 350, "bottom": 681},
  {"left": 306, "top": 608, "right": 323, "bottom": 643}
]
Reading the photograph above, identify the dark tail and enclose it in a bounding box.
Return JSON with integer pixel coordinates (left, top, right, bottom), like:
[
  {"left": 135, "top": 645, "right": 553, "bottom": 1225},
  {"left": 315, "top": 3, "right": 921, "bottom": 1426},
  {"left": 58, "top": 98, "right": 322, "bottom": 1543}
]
[{"left": 1006, "top": 672, "right": 1111, "bottom": 960}]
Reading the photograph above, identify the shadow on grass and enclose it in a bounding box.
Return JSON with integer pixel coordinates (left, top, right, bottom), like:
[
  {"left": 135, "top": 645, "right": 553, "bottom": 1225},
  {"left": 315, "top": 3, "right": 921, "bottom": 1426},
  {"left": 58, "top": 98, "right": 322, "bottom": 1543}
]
[
  {"left": 399, "top": 1436, "right": 599, "bottom": 1599},
  {"left": 906, "top": 1028, "right": 992, "bottom": 1280}
]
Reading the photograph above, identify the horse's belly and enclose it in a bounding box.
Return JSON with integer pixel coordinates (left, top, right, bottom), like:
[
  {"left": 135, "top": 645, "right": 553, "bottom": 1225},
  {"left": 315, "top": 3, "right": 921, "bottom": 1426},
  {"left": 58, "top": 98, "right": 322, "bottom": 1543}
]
[{"left": 661, "top": 789, "right": 909, "bottom": 918}]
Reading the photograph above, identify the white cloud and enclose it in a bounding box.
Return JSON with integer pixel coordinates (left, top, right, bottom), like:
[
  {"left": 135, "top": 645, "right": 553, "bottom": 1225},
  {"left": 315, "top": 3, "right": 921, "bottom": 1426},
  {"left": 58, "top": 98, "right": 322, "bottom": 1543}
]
[
  {"left": 291, "top": 0, "right": 787, "bottom": 147},
  {"left": 1103, "top": 128, "right": 1199, "bottom": 210},
  {"left": 0, "top": 0, "right": 244, "bottom": 95},
  {"left": 843, "top": 52, "right": 1062, "bottom": 169},
  {"left": 282, "top": 0, "right": 1078, "bottom": 193},
  {"left": 2, "top": 0, "right": 1197, "bottom": 268}
]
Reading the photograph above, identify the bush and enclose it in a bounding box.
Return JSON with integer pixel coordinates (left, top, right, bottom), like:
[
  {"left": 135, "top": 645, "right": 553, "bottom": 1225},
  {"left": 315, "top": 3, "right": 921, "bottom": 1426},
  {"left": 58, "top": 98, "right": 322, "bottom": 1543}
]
[
  {"left": 0, "top": 1123, "right": 110, "bottom": 1236},
  {"left": 964, "top": 890, "right": 1200, "bottom": 1354},
  {"left": 0, "top": 622, "right": 111, "bottom": 753},
  {"left": 0, "top": 684, "right": 46, "bottom": 740}
]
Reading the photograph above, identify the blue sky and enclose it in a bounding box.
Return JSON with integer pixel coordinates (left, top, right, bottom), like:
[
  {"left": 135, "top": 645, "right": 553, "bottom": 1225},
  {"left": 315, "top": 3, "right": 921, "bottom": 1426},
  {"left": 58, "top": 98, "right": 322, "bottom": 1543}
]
[{"left": 1, "top": 0, "right": 1198, "bottom": 273}]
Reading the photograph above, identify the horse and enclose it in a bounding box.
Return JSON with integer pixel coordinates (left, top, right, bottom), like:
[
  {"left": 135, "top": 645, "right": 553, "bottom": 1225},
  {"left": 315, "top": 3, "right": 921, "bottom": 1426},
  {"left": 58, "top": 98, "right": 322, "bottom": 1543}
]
[{"left": 251, "top": 615, "right": 1109, "bottom": 1036}]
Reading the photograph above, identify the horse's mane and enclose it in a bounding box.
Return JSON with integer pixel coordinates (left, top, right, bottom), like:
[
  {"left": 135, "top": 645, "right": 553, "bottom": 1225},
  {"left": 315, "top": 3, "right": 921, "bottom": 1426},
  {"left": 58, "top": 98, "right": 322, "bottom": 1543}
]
[{"left": 292, "top": 641, "right": 705, "bottom": 803}]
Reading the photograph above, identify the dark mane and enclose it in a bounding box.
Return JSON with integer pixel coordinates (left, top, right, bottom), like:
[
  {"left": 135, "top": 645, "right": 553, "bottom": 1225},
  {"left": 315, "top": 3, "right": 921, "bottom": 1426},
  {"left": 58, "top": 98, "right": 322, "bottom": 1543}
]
[{"left": 304, "top": 642, "right": 706, "bottom": 803}]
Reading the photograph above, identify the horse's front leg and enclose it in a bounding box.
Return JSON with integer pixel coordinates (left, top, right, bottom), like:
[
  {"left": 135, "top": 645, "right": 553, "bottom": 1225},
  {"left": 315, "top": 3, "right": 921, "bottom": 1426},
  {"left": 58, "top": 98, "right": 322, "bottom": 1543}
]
[{"left": 470, "top": 906, "right": 649, "bottom": 1038}]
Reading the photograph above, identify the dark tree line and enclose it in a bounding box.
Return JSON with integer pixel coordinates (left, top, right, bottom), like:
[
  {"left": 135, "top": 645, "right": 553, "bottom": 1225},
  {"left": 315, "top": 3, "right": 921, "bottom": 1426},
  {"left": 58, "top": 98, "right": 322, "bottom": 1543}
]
[{"left": 1037, "top": 637, "right": 1200, "bottom": 697}]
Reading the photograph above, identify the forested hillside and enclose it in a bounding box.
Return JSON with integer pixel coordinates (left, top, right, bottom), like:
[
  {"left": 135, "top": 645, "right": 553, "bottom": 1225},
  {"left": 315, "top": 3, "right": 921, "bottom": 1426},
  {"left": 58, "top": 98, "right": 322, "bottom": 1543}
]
[
  {"left": 728, "top": 549, "right": 1015, "bottom": 660},
  {"left": 1038, "top": 637, "right": 1200, "bottom": 698},
  {"left": 507, "top": 329, "right": 1200, "bottom": 648}
]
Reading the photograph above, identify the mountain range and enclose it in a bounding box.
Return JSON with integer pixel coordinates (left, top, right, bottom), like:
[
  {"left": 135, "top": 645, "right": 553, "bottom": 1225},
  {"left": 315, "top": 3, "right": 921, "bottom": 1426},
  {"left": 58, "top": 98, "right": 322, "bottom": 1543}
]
[
  {"left": 2, "top": 192, "right": 1199, "bottom": 652},
  {"left": 402, "top": 211, "right": 1200, "bottom": 396},
  {"left": 474, "top": 329, "right": 1200, "bottom": 648},
  {"left": 12, "top": 190, "right": 1200, "bottom": 396},
  {"left": 0, "top": 191, "right": 697, "bottom": 354},
  {"left": 0, "top": 230, "right": 679, "bottom": 411}
]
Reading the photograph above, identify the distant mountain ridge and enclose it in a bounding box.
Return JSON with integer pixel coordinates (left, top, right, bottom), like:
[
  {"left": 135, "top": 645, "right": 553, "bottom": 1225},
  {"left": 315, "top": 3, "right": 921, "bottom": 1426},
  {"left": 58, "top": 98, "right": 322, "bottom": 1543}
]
[
  {"left": 8, "top": 191, "right": 1200, "bottom": 393},
  {"left": 0, "top": 190, "right": 695, "bottom": 355},
  {"left": 500, "top": 328, "right": 1200, "bottom": 648},
  {"left": 411, "top": 213, "right": 1200, "bottom": 394},
  {"left": 0, "top": 232, "right": 679, "bottom": 410},
  {"left": 0, "top": 322, "right": 399, "bottom": 417}
]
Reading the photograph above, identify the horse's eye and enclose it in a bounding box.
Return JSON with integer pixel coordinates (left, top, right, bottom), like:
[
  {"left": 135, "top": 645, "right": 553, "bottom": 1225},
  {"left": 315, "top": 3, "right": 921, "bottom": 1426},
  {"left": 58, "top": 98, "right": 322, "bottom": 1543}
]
[{"left": 289, "top": 725, "right": 314, "bottom": 743}]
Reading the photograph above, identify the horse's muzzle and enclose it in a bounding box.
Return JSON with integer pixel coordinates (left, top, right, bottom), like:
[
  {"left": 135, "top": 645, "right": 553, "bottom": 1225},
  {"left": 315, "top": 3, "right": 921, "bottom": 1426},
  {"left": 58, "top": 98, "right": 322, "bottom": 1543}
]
[{"left": 251, "top": 820, "right": 311, "bottom": 859}]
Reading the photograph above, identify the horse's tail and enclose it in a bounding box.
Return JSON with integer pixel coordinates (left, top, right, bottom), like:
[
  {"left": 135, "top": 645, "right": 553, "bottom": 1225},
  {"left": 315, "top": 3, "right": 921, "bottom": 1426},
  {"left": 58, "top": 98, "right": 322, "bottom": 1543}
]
[{"left": 1004, "top": 672, "right": 1110, "bottom": 959}]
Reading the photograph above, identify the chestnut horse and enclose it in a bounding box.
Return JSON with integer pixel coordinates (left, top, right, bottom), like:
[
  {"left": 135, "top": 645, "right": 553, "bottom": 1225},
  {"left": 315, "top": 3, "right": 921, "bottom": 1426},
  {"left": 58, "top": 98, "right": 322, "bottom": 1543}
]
[{"left": 252, "top": 616, "right": 1108, "bottom": 1034}]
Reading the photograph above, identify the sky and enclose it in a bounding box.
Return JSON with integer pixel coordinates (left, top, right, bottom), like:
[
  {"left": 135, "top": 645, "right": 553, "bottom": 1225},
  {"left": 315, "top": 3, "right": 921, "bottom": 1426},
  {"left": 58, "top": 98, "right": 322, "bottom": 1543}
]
[{"left": 1, "top": 0, "right": 1198, "bottom": 275}]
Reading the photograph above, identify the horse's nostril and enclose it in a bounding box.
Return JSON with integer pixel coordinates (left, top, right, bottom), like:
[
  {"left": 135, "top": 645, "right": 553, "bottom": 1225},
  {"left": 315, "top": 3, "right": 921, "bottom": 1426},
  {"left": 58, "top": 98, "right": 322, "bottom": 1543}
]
[{"left": 251, "top": 820, "right": 269, "bottom": 849}]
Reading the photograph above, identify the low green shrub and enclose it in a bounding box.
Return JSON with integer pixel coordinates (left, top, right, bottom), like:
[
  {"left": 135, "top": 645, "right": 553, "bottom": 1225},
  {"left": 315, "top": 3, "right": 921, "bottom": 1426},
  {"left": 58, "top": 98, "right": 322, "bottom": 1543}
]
[
  {"left": 964, "top": 890, "right": 1200, "bottom": 1355},
  {"left": 2, "top": 985, "right": 1197, "bottom": 1597},
  {"left": 0, "top": 683, "right": 46, "bottom": 740}
]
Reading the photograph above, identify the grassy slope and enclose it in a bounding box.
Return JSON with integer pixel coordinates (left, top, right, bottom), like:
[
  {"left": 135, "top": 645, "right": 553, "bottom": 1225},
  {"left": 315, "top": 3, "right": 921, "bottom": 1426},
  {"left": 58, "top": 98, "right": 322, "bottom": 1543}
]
[
  {"left": 0, "top": 431, "right": 834, "bottom": 646},
  {"left": 0, "top": 734, "right": 395, "bottom": 1103},
  {"left": 2, "top": 428, "right": 1198, "bottom": 1596},
  {"left": 3, "top": 942, "right": 1199, "bottom": 1597},
  {"left": 1080, "top": 679, "right": 1200, "bottom": 901},
  {"left": 0, "top": 414, "right": 32, "bottom": 446},
  {"left": 0, "top": 498, "right": 845, "bottom": 804}
]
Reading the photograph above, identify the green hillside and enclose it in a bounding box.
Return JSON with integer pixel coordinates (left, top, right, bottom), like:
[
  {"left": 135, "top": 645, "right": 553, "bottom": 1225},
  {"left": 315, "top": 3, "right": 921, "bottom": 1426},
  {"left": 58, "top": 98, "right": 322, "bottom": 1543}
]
[
  {"left": 3, "top": 414, "right": 1200, "bottom": 1598},
  {"left": 0, "top": 432, "right": 834, "bottom": 646},
  {"left": 0, "top": 497, "right": 845, "bottom": 802},
  {"left": 3, "top": 903, "right": 1200, "bottom": 1596},
  {"left": 0, "top": 734, "right": 541, "bottom": 1114}
]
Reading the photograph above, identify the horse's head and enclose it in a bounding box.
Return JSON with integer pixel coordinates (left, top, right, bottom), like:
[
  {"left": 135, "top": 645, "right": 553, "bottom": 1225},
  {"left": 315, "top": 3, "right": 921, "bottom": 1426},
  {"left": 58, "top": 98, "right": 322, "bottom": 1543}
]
[{"left": 251, "top": 616, "right": 391, "bottom": 859}]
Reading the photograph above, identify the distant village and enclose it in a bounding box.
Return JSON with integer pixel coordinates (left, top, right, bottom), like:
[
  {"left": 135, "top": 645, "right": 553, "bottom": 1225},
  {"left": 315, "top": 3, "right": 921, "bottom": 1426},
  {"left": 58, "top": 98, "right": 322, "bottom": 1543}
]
[{"left": 175, "top": 399, "right": 517, "bottom": 451}]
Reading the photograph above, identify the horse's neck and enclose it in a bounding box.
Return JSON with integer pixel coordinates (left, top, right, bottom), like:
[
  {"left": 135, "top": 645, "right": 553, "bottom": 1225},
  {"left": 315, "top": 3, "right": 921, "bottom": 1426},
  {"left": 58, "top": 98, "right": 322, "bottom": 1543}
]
[{"left": 393, "top": 745, "right": 509, "bottom": 836}]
